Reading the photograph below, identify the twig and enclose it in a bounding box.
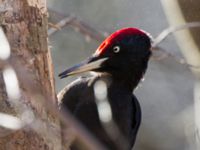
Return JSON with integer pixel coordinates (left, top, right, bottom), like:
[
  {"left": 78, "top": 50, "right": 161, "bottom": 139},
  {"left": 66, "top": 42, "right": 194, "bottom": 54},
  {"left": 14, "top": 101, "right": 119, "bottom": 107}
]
[
  {"left": 48, "top": 9, "right": 107, "bottom": 41},
  {"left": 152, "top": 22, "right": 200, "bottom": 47},
  {"left": 151, "top": 46, "right": 185, "bottom": 63},
  {"left": 152, "top": 22, "right": 200, "bottom": 68},
  {"left": 69, "top": 17, "right": 107, "bottom": 42},
  {"left": 48, "top": 14, "right": 76, "bottom": 35},
  {"left": 48, "top": 22, "right": 61, "bottom": 30}
]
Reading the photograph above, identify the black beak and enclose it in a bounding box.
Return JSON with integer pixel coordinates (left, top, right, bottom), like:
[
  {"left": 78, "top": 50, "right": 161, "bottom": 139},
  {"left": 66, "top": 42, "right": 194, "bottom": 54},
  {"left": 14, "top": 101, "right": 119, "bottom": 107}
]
[{"left": 59, "top": 56, "right": 108, "bottom": 79}]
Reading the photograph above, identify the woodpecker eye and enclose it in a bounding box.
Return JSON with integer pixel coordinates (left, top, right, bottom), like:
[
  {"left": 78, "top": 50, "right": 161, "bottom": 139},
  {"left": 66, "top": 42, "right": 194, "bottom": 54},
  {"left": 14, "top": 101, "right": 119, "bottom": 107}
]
[{"left": 113, "top": 46, "right": 120, "bottom": 53}]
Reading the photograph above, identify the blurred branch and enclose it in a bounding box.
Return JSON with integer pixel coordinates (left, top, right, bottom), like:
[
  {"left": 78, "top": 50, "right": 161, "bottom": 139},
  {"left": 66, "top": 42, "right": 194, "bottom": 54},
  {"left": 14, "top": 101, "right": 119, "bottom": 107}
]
[
  {"left": 151, "top": 22, "right": 200, "bottom": 67},
  {"left": 48, "top": 9, "right": 107, "bottom": 42},
  {"left": 152, "top": 22, "right": 200, "bottom": 47},
  {"left": 94, "top": 80, "right": 129, "bottom": 149},
  {"left": 151, "top": 46, "right": 185, "bottom": 64},
  {"left": 48, "top": 14, "right": 76, "bottom": 35}
]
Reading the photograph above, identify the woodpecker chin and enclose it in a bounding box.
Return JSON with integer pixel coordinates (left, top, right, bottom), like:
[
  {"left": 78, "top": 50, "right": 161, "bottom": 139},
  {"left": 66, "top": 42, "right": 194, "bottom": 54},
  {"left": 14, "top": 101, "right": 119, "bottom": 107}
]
[{"left": 59, "top": 56, "right": 108, "bottom": 78}]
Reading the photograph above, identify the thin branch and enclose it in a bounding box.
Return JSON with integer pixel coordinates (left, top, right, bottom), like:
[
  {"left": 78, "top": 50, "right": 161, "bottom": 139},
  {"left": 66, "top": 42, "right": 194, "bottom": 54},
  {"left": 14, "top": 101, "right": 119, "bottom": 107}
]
[
  {"left": 48, "top": 14, "right": 76, "bottom": 35},
  {"left": 69, "top": 17, "right": 107, "bottom": 42},
  {"left": 152, "top": 22, "right": 200, "bottom": 68},
  {"left": 48, "top": 9, "right": 107, "bottom": 41},
  {"left": 152, "top": 22, "right": 200, "bottom": 47},
  {"left": 151, "top": 46, "right": 186, "bottom": 63}
]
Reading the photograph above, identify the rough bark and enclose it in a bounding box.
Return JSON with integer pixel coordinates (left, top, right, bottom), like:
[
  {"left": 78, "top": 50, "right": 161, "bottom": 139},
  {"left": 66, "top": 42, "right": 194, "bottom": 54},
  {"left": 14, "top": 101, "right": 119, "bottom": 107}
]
[{"left": 0, "top": 0, "right": 61, "bottom": 149}]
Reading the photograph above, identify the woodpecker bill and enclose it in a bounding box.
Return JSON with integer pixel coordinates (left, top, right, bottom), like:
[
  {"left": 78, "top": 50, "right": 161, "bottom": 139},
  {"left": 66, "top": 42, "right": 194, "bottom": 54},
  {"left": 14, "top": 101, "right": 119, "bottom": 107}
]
[{"left": 58, "top": 28, "right": 152, "bottom": 150}]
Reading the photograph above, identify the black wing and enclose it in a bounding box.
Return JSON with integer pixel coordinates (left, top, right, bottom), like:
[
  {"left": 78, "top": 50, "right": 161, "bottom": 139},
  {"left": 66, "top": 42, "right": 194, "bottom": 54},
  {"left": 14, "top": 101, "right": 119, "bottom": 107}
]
[
  {"left": 130, "top": 94, "right": 141, "bottom": 147},
  {"left": 58, "top": 77, "right": 90, "bottom": 112}
]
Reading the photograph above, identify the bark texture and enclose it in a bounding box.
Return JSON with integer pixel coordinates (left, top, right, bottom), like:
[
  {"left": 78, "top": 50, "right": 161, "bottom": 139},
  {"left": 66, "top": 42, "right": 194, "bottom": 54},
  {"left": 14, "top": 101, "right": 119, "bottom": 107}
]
[{"left": 0, "top": 0, "right": 61, "bottom": 149}]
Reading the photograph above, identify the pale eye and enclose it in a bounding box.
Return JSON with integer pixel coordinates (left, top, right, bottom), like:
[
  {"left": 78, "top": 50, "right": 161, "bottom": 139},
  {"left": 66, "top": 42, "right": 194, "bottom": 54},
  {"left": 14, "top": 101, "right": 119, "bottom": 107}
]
[{"left": 113, "top": 46, "right": 120, "bottom": 53}]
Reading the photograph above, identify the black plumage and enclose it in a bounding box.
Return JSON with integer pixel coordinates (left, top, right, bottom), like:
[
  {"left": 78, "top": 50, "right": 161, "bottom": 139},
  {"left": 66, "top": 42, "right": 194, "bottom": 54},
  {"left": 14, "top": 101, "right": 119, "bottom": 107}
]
[{"left": 58, "top": 28, "right": 151, "bottom": 150}]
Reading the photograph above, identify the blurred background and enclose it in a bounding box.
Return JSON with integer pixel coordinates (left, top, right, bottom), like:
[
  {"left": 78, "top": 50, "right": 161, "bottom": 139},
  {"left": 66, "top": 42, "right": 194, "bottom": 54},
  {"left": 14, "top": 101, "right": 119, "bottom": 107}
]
[{"left": 48, "top": 0, "right": 200, "bottom": 150}]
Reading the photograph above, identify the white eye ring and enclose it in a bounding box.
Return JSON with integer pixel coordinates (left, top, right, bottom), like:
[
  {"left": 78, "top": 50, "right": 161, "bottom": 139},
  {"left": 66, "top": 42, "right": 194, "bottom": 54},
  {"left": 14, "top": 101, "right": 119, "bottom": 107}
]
[{"left": 113, "top": 46, "right": 120, "bottom": 53}]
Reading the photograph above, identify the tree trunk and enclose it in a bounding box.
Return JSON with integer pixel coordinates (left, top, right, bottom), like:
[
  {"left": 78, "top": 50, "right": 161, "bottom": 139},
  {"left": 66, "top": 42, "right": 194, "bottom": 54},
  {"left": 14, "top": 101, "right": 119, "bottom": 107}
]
[{"left": 0, "top": 0, "right": 61, "bottom": 149}]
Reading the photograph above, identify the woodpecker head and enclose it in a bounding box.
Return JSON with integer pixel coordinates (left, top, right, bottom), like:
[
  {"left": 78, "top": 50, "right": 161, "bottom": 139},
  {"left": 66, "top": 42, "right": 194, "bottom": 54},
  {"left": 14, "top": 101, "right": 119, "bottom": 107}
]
[{"left": 59, "top": 28, "right": 152, "bottom": 79}]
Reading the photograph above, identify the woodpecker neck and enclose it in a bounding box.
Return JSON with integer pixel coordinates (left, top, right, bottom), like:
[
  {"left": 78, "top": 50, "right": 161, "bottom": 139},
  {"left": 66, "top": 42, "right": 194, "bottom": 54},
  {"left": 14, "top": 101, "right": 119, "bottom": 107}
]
[
  {"left": 98, "top": 67, "right": 146, "bottom": 92},
  {"left": 109, "top": 59, "right": 148, "bottom": 91},
  {"left": 112, "top": 71, "right": 144, "bottom": 92}
]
